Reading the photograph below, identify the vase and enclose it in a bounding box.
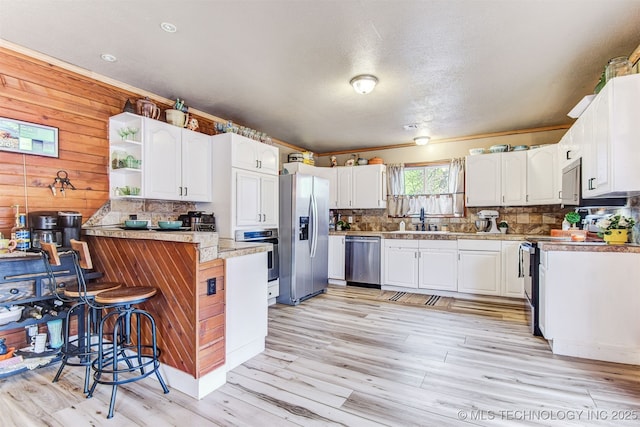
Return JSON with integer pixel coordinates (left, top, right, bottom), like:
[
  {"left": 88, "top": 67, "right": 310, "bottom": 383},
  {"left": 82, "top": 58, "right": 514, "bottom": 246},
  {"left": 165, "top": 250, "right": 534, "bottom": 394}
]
[
  {"left": 603, "top": 229, "right": 628, "bottom": 245},
  {"left": 47, "top": 319, "right": 63, "bottom": 349}
]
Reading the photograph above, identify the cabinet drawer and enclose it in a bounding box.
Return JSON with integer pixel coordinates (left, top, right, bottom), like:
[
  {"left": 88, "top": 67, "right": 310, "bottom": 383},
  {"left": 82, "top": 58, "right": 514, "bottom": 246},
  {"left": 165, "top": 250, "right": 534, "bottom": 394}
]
[
  {"left": 458, "top": 239, "right": 502, "bottom": 251},
  {"left": 419, "top": 240, "right": 457, "bottom": 250},
  {"left": 0, "top": 280, "right": 36, "bottom": 303},
  {"left": 384, "top": 239, "right": 419, "bottom": 249},
  {"left": 268, "top": 282, "right": 279, "bottom": 299}
]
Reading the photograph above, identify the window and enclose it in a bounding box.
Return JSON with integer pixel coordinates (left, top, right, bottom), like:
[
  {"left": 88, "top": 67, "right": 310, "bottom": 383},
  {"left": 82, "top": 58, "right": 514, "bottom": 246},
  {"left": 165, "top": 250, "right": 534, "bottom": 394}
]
[{"left": 404, "top": 164, "right": 450, "bottom": 195}]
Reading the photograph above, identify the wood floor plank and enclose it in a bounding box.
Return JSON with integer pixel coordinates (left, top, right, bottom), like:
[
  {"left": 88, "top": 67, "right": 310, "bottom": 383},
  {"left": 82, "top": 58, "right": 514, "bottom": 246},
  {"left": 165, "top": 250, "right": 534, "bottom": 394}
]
[{"left": 1, "top": 284, "right": 639, "bottom": 426}]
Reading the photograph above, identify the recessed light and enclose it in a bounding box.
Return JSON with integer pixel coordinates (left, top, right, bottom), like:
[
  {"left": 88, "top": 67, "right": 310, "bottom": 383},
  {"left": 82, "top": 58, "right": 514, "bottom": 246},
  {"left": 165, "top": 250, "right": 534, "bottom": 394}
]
[
  {"left": 160, "top": 22, "right": 177, "bottom": 33},
  {"left": 100, "top": 53, "right": 117, "bottom": 62}
]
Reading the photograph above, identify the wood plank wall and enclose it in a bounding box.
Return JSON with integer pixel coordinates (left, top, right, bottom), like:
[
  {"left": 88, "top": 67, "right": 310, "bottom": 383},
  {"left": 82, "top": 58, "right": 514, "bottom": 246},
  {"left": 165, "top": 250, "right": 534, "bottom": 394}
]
[{"left": 0, "top": 46, "right": 215, "bottom": 237}]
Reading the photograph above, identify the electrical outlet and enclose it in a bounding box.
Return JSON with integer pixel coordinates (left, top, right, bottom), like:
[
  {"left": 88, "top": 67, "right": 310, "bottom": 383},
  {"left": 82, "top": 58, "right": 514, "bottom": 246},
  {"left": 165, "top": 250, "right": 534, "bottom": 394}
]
[{"left": 207, "top": 278, "right": 216, "bottom": 295}]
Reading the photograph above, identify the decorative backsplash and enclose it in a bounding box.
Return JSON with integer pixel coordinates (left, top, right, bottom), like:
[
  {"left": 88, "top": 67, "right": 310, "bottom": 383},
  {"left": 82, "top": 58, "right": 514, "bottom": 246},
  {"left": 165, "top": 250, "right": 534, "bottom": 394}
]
[{"left": 84, "top": 199, "right": 196, "bottom": 227}]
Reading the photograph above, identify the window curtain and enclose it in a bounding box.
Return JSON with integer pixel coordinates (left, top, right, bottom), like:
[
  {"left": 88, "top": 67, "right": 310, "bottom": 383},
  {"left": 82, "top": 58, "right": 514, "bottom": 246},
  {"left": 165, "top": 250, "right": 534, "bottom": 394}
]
[
  {"left": 386, "top": 164, "right": 410, "bottom": 217},
  {"left": 449, "top": 157, "right": 465, "bottom": 216}
]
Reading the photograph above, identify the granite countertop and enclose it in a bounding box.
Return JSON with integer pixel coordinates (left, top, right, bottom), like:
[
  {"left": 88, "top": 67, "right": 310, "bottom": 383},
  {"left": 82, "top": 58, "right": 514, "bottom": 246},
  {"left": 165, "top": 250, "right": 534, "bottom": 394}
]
[
  {"left": 217, "top": 238, "right": 272, "bottom": 259},
  {"left": 537, "top": 241, "right": 640, "bottom": 253},
  {"left": 83, "top": 226, "right": 218, "bottom": 246}
]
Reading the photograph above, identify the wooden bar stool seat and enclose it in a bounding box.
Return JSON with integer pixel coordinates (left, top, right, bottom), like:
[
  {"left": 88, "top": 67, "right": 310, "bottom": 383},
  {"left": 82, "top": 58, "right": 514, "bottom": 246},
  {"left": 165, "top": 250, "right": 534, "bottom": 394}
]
[{"left": 87, "top": 283, "right": 169, "bottom": 419}]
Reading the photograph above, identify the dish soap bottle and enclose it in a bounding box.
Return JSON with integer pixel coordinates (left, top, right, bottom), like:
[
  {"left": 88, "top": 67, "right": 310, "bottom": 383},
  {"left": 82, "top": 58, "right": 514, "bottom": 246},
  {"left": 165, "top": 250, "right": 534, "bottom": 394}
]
[{"left": 399, "top": 221, "right": 406, "bottom": 231}]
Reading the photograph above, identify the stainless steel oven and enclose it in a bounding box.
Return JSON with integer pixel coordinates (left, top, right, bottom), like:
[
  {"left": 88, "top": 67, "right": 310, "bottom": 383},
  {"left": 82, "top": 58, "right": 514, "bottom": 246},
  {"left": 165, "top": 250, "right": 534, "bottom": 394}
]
[{"left": 234, "top": 228, "right": 279, "bottom": 282}]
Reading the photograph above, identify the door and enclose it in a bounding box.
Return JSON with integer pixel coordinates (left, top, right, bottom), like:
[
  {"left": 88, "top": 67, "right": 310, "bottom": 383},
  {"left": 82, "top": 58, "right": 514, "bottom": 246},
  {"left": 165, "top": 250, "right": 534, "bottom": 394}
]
[
  {"left": 501, "top": 241, "right": 524, "bottom": 298},
  {"left": 257, "top": 144, "right": 279, "bottom": 175},
  {"left": 328, "top": 235, "right": 345, "bottom": 280},
  {"left": 383, "top": 241, "right": 418, "bottom": 287},
  {"left": 501, "top": 151, "right": 527, "bottom": 205},
  {"left": 457, "top": 250, "right": 501, "bottom": 296},
  {"left": 527, "top": 145, "right": 559, "bottom": 205},
  {"left": 260, "top": 174, "right": 279, "bottom": 227},
  {"left": 293, "top": 174, "right": 314, "bottom": 301},
  {"left": 310, "top": 176, "right": 329, "bottom": 294},
  {"left": 235, "top": 170, "right": 261, "bottom": 226},
  {"left": 465, "top": 154, "right": 501, "bottom": 206},
  {"left": 144, "top": 119, "right": 182, "bottom": 200},
  {"left": 336, "top": 167, "right": 353, "bottom": 208},
  {"left": 181, "top": 129, "right": 212, "bottom": 201},
  {"left": 352, "top": 165, "right": 386, "bottom": 208},
  {"left": 418, "top": 248, "right": 457, "bottom": 291}
]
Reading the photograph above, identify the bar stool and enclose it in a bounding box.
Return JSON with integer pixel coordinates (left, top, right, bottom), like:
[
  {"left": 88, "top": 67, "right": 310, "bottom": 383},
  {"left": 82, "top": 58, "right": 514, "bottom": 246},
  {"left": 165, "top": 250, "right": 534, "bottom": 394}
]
[
  {"left": 86, "top": 276, "right": 169, "bottom": 418},
  {"left": 41, "top": 241, "right": 122, "bottom": 393}
]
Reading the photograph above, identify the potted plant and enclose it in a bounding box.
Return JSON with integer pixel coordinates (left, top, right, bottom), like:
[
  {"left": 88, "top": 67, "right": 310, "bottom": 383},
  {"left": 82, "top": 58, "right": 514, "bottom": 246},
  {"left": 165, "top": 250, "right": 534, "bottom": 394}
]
[
  {"left": 596, "top": 214, "right": 635, "bottom": 244},
  {"left": 564, "top": 211, "right": 581, "bottom": 229},
  {"left": 498, "top": 221, "right": 509, "bottom": 234},
  {"left": 336, "top": 220, "right": 350, "bottom": 231}
]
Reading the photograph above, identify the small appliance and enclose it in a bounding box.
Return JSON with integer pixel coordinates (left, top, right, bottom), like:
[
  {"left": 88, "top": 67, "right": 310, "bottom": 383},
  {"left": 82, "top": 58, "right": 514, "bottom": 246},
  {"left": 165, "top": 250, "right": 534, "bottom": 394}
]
[
  {"left": 57, "top": 211, "right": 82, "bottom": 248},
  {"left": 29, "top": 211, "right": 62, "bottom": 248},
  {"left": 177, "top": 211, "right": 215, "bottom": 231},
  {"left": 477, "top": 210, "right": 501, "bottom": 234}
]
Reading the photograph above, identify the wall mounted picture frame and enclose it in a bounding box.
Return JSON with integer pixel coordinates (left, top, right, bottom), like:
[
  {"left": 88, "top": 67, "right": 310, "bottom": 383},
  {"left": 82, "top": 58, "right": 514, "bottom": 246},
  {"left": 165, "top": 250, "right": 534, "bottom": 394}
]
[{"left": 0, "top": 117, "right": 59, "bottom": 158}]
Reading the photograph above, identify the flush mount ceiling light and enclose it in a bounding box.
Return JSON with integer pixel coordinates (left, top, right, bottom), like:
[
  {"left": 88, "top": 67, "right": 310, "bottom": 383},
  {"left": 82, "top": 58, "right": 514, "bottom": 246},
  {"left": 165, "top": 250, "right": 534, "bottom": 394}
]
[
  {"left": 350, "top": 74, "right": 378, "bottom": 94},
  {"left": 160, "top": 22, "right": 177, "bottom": 33},
  {"left": 100, "top": 53, "right": 117, "bottom": 62},
  {"left": 414, "top": 136, "right": 431, "bottom": 146}
]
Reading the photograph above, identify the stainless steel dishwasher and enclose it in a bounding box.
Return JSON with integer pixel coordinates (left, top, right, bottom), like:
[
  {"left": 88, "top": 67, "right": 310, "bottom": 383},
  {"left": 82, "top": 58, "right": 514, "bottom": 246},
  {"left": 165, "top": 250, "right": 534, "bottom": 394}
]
[{"left": 345, "top": 235, "right": 381, "bottom": 286}]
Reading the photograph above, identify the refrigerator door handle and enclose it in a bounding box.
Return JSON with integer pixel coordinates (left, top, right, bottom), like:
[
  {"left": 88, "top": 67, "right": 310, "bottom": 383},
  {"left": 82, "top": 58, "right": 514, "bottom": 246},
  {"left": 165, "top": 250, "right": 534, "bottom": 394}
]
[{"left": 310, "top": 193, "right": 318, "bottom": 258}]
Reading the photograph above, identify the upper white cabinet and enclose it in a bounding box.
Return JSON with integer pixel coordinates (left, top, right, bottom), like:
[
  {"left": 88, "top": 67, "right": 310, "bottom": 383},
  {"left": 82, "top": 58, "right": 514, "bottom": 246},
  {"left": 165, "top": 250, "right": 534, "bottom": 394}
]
[
  {"left": 576, "top": 74, "right": 640, "bottom": 198},
  {"left": 229, "top": 134, "right": 279, "bottom": 175},
  {"left": 527, "top": 144, "right": 560, "bottom": 205},
  {"left": 109, "top": 113, "right": 144, "bottom": 199},
  {"left": 282, "top": 162, "right": 338, "bottom": 209},
  {"left": 328, "top": 235, "right": 345, "bottom": 281},
  {"left": 209, "top": 133, "right": 279, "bottom": 238},
  {"left": 337, "top": 165, "right": 387, "bottom": 209},
  {"left": 144, "top": 119, "right": 212, "bottom": 202},
  {"left": 465, "top": 152, "right": 527, "bottom": 206},
  {"left": 557, "top": 129, "right": 581, "bottom": 170}
]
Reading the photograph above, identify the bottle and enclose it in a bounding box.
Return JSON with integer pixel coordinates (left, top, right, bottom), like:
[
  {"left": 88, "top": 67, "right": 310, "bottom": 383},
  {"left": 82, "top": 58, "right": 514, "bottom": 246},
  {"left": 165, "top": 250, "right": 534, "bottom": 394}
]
[
  {"left": 399, "top": 221, "right": 406, "bottom": 231},
  {"left": 11, "top": 212, "right": 31, "bottom": 251}
]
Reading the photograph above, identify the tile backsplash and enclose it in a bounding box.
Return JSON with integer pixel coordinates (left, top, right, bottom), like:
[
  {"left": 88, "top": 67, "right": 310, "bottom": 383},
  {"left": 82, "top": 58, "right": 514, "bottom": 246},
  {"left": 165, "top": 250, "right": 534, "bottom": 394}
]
[{"left": 84, "top": 199, "right": 197, "bottom": 227}]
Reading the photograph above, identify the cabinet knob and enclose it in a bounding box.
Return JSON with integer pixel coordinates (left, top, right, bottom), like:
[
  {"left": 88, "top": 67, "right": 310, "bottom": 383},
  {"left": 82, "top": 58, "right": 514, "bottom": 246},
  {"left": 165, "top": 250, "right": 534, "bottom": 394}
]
[{"left": 9, "top": 288, "right": 19, "bottom": 295}]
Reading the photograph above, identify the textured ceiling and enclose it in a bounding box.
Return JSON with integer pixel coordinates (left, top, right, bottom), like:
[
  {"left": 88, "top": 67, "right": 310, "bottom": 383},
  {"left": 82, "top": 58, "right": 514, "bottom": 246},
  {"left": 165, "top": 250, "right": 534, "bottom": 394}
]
[{"left": 1, "top": 0, "right": 639, "bottom": 153}]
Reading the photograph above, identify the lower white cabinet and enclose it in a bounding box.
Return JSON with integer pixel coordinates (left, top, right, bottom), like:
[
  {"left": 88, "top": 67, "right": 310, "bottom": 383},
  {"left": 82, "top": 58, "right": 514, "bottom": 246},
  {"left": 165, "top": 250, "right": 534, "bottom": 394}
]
[
  {"left": 383, "top": 239, "right": 457, "bottom": 291},
  {"left": 328, "top": 235, "right": 345, "bottom": 280},
  {"left": 501, "top": 241, "right": 524, "bottom": 298},
  {"left": 457, "top": 240, "right": 502, "bottom": 296}
]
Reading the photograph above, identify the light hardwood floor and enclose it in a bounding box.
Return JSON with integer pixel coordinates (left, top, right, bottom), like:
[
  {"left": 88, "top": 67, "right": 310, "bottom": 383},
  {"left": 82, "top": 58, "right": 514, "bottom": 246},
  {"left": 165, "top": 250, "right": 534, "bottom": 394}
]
[{"left": 2, "top": 285, "right": 640, "bottom": 426}]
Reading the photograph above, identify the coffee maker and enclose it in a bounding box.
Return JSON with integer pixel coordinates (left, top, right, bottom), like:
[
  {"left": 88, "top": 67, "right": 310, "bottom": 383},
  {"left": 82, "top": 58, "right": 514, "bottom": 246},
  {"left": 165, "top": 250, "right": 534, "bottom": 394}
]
[
  {"left": 29, "top": 211, "right": 62, "bottom": 248},
  {"left": 57, "top": 211, "right": 82, "bottom": 248}
]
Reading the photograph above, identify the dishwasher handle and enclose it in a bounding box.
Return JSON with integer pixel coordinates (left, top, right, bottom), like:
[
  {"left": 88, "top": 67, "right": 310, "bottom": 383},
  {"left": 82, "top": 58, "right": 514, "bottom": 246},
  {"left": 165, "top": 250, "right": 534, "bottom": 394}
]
[{"left": 345, "top": 236, "right": 380, "bottom": 243}]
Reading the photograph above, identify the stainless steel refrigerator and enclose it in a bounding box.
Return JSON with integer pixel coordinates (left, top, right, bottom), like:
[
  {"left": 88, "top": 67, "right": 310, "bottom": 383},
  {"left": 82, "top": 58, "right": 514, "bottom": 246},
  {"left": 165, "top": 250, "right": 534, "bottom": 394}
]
[{"left": 278, "top": 173, "right": 329, "bottom": 305}]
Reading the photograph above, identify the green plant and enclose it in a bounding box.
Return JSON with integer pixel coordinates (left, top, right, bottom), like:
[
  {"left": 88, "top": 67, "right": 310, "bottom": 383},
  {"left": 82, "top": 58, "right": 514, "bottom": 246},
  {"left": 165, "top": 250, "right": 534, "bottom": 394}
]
[
  {"left": 336, "top": 220, "right": 350, "bottom": 230},
  {"left": 564, "top": 211, "right": 581, "bottom": 226},
  {"left": 596, "top": 214, "right": 635, "bottom": 236},
  {"left": 498, "top": 221, "right": 508, "bottom": 228}
]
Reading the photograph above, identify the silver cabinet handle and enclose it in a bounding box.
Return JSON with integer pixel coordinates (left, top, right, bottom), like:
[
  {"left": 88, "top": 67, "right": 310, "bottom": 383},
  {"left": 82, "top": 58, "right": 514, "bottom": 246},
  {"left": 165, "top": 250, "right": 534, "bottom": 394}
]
[
  {"left": 184, "top": 187, "right": 188, "bottom": 196},
  {"left": 256, "top": 160, "right": 260, "bottom": 168},
  {"left": 179, "top": 186, "right": 183, "bottom": 196}
]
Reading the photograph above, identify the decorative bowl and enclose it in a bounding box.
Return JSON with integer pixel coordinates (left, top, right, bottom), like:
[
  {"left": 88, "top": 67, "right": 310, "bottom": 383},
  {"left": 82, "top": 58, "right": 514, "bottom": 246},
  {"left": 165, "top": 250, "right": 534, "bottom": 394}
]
[
  {"left": 158, "top": 221, "right": 183, "bottom": 230},
  {"left": 0, "top": 306, "right": 23, "bottom": 326},
  {"left": 124, "top": 220, "right": 148, "bottom": 229},
  {"left": 489, "top": 144, "right": 510, "bottom": 153},
  {"left": 469, "top": 148, "right": 485, "bottom": 155},
  {"left": 512, "top": 145, "right": 529, "bottom": 151}
]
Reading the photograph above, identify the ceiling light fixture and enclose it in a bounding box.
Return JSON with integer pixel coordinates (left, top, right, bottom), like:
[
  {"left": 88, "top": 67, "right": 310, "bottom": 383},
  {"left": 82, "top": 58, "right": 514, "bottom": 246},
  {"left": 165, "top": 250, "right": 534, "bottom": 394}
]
[
  {"left": 350, "top": 74, "right": 378, "bottom": 94},
  {"left": 160, "top": 22, "right": 177, "bottom": 33},
  {"left": 100, "top": 53, "right": 117, "bottom": 62},
  {"left": 414, "top": 136, "right": 430, "bottom": 146}
]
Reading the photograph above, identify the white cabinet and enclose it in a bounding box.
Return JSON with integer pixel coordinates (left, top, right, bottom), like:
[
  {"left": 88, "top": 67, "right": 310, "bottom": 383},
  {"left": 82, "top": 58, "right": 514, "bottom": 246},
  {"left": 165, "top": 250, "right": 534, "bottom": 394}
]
[
  {"left": 527, "top": 145, "right": 560, "bottom": 205},
  {"left": 557, "top": 129, "right": 581, "bottom": 170},
  {"left": 328, "top": 235, "right": 345, "bottom": 280},
  {"left": 209, "top": 133, "right": 279, "bottom": 238},
  {"left": 337, "top": 165, "right": 387, "bottom": 209},
  {"left": 501, "top": 241, "right": 524, "bottom": 298},
  {"left": 578, "top": 74, "right": 640, "bottom": 198},
  {"left": 144, "top": 119, "right": 212, "bottom": 201},
  {"left": 383, "top": 240, "right": 419, "bottom": 288},
  {"left": 282, "top": 162, "right": 338, "bottom": 209},
  {"left": 109, "top": 113, "right": 144, "bottom": 199},
  {"left": 457, "top": 240, "right": 501, "bottom": 296},
  {"left": 465, "top": 152, "right": 527, "bottom": 207},
  {"left": 418, "top": 240, "right": 458, "bottom": 291},
  {"left": 383, "top": 239, "right": 457, "bottom": 291},
  {"left": 230, "top": 134, "right": 279, "bottom": 175},
  {"left": 235, "top": 170, "right": 278, "bottom": 228}
]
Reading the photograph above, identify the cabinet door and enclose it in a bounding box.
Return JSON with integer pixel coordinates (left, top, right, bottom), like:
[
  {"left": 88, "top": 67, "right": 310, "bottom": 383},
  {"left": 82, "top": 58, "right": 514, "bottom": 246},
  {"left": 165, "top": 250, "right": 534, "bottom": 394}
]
[
  {"left": 501, "top": 241, "right": 524, "bottom": 298},
  {"left": 457, "top": 250, "right": 501, "bottom": 296},
  {"left": 589, "top": 84, "right": 611, "bottom": 196},
  {"left": 314, "top": 167, "right": 339, "bottom": 209},
  {"left": 231, "top": 136, "right": 259, "bottom": 172},
  {"left": 527, "top": 145, "right": 560, "bottom": 205},
  {"left": 418, "top": 248, "right": 457, "bottom": 291},
  {"left": 328, "top": 235, "right": 345, "bottom": 280},
  {"left": 257, "top": 144, "right": 279, "bottom": 175},
  {"left": 383, "top": 241, "right": 419, "bottom": 288},
  {"left": 336, "top": 167, "right": 353, "bottom": 208},
  {"left": 144, "top": 119, "right": 182, "bottom": 200},
  {"left": 501, "top": 151, "right": 527, "bottom": 205},
  {"left": 260, "top": 174, "right": 279, "bottom": 227},
  {"left": 538, "top": 264, "right": 547, "bottom": 337},
  {"left": 235, "top": 170, "right": 261, "bottom": 226},
  {"left": 465, "top": 154, "right": 501, "bottom": 206},
  {"left": 181, "top": 129, "right": 212, "bottom": 202},
  {"left": 352, "top": 165, "right": 386, "bottom": 209},
  {"left": 580, "top": 103, "right": 598, "bottom": 197}
]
